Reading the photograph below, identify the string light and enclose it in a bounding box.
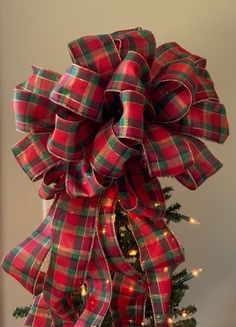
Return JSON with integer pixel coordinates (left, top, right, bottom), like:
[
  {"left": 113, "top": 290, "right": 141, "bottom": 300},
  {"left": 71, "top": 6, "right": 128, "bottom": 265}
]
[
  {"left": 163, "top": 231, "right": 169, "bottom": 237},
  {"left": 189, "top": 217, "right": 200, "bottom": 225},
  {"left": 167, "top": 317, "right": 173, "bottom": 325},
  {"left": 156, "top": 315, "right": 161, "bottom": 322},
  {"left": 192, "top": 268, "right": 202, "bottom": 277},
  {"left": 163, "top": 266, "right": 169, "bottom": 273},
  {"left": 128, "top": 249, "right": 138, "bottom": 257},
  {"left": 101, "top": 228, "right": 106, "bottom": 234},
  {"left": 154, "top": 202, "right": 160, "bottom": 207},
  {"left": 129, "top": 286, "right": 134, "bottom": 292},
  {"left": 181, "top": 310, "right": 189, "bottom": 318},
  {"left": 80, "top": 284, "right": 87, "bottom": 297},
  {"left": 105, "top": 199, "right": 113, "bottom": 207},
  {"left": 111, "top": 214, "right": 116, "bottom": 222}
]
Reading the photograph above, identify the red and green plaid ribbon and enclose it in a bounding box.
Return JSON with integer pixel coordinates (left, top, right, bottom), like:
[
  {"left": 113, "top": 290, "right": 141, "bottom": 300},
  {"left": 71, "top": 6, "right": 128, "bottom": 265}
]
[{"left": 2, "top": 28, "right": 228, "bottom": 326}]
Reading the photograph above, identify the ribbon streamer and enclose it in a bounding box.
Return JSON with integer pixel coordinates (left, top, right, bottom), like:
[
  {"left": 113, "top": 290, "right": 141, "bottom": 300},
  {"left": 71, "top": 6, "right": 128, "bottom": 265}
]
[{"left": 2, "top": 28, "right": 228, "bottom": 326}]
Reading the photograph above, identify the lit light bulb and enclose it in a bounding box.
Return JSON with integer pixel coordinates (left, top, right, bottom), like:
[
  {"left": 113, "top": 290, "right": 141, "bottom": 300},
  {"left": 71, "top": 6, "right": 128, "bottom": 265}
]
[
  {"left": 80, "top": 284, "right": 87, "bottom": 296},
  {"left": 167, "top": 317, "right": 173, "bottom": 325},
  {"left": 129, "top": 286, "right": 134, "bottom": 292},
  {"left": 163, "top": 231, "right": 169, "bottom": 237},
  {"left": 105, "top": 199, "right": 113, "bottom": 207},
  {"left": 189, "top": 217, "right": 200, "bottom": 224},
  {"left": 154, "top": 202, "right": 160, "bottom": 207},
  {"left": 192, "top": 268, "right": 203, "bottom": 277},
  {"left": 128, "top": 249, "right": 138, "bottom": 257},
  {"left": 111, "top": 214, "right": 116, "bottom": 222},
  {"left": 181, "top": 310, "right": 188, "bottom": 318},
  {"left": 163, "top": 266, "right": 169, "bottom": 272},
  {"left": 101, "top": 228, "right": 106, "bottom": 234}
]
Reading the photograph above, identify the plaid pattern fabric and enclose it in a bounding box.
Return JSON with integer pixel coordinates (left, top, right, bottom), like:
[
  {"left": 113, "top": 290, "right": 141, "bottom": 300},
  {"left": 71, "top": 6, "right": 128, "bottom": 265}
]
[
  {"left": 77, "top": 233, "right": 112, "bottom": 326},
  {"left": 143, "top": 124, "right": 194, "bottom": 177},
  {"left": 129, "top": 214, "right": 185, "bottom": 326},
  {"left": 171, "top": 100, "right": 228, "bottom": 144},
  {"left": 175, "top": 136, "right": 223, "bottom": 190},
  {"left": 2, "top": 28, "right": 229, "bottom": 327},
  {"left": 111, "top": 29, "right": 156, "bottom": 66},
  {"left": 12, "top": 134, "right": 60, "bottom": 181},
  {"left": 111, "top": 273, "right": 147, "bottom": 326},
  {"left": 14, "top": 85, "right": 58, "bottom": 133},
  {"left": 68, "top": 34, "right": 121, "bottom": 80},
  {"left": 91, "top": 119, "right": 139, "bottom": 178},
  {"left": 50, "top": 64, "right": 107, "bottom": 122},
  {"left": 47, "top": 114, "right": 98, "bottom": 162},
  {"left": 43, "top": 191, "right": 100, "bottom": 324},
  {"left": 98, "top": 184, "right": 143, "bottom": 280},
  {"left": 66, "top": 158, "right": 112, "bottom": 198},
  {"left": 24, "top": 294, "right": 52, "bottom": 327},
  {"left": 39, "top": 164, "right": 67, "bottom": 200},
  {"left": 117, "top": 159, "right": 165, "bottom": 218},
  {"left": 2, "top": 199, "right": 57, "bottom": 295}
]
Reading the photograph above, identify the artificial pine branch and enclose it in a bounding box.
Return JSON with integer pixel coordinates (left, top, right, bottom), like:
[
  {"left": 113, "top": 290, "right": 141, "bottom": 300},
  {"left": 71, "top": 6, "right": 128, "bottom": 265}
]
[
  {"left": 163, "top": 186, "right": 174, "bottom": 201},
  {"left": 173, "top": 318, "right": 197, "bottom": 327},
  {"left": 13, "top": 306, "right": 31, "bottom": 319}
]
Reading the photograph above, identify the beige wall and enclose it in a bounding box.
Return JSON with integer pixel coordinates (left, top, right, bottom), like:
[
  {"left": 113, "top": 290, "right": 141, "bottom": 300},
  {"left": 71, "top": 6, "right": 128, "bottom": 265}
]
[{"left": 0, "top": 1, "right": 235, "bottom": 326}]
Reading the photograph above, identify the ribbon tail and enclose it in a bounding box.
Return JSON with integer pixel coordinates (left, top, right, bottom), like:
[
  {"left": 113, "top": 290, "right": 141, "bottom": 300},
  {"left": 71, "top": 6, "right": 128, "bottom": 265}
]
[
  {"left": 43, "top": 191, "right": 100, "bottom": 325},
  {"left": 98, "top": 184, "right": 146, "bottom": 325},
  {"left": 76, "top": 232, "right": 112, "bottom": 326},
  {"left": 1, "top": 199, "right": 57, "bottom": 295},
  {"left": 128, "top": 215, "right": 185, "bottom": 326},
  {"left": 23, "top": 294, "right": 53, "bottom": 327},
  {"left": 110, "top": 272, "right": 147, "bottom": 327}
]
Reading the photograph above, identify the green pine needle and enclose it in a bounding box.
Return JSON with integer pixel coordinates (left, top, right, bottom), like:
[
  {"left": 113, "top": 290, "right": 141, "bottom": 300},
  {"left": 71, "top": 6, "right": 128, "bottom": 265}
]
[{"left": 13, "top": 306, "right": 31, "bottom": 319}]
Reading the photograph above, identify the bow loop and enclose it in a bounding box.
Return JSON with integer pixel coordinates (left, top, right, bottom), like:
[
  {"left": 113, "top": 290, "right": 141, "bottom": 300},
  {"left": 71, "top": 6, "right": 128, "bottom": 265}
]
[
  {"left": 151, "top": 42, "right": 206, "bottom": 79},
  {"left": 50, "top": 64, "right": 107, "bottom": 122},
  {"left": 91, "top": 120, "right": 139, "bottom": 178},
  {"left": 106, "top": 50, "right": 151, "bottom": 96},
  {"left": 66, "top": 159, "right": 112, "bottom": 198},
  {"left": 39, "top": 164, "right": 67, "bottom": 200},
  {"left": 47, "top": 113, "right": 98, "bottom": 162},
  {"left": 112, "top": 91, "right": 146, "bottom": 143},
  {"left": 175, "top": 136, "right": 223, "bottom": 190},
  {"left": 171, "top": 101, "right": 229, "bottom": 143},
  {"left": 12, "top": 134, "right": 60, "bottom": 181},
  {"left": 22, "top": 65, "right": 61, "bottom": 97},
  {"left": 13, "top": 65, "right": 61, "bottom": 134},
  {"left": 151, "top": 59, "right": 197, "bottom": 123},
  {"left": 193, "top": 66, "right": 219, "bottom": 102},
  {"left": 68, "top": 34, "right": 121, "bottom": 79},
  {"left": 111, "top": 28, "right": 156, "bottom": 67},
  {"left": 13, "top": 86, "right": 58, "bottom": 133},
  {"left": 142, "top": 124, "right": 194, "bottom": 177}
]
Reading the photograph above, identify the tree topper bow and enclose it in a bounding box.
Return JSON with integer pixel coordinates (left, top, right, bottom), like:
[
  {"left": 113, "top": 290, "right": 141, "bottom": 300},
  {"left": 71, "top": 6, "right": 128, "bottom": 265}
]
[{"left": 2, "top": 28, "right": 228, "bottom": 327}]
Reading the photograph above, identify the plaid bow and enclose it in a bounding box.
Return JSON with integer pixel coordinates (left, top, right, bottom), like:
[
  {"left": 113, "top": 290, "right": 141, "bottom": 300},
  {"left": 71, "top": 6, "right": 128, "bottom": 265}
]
[{"left": 2, "top": 28, "right": 228, "bottom": 327}]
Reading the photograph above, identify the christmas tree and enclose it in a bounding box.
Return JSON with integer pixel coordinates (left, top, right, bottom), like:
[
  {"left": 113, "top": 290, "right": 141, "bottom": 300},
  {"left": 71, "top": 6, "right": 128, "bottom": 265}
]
[{"left": 13, "top": 186, "right": 201, "bottom": 326}]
